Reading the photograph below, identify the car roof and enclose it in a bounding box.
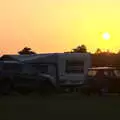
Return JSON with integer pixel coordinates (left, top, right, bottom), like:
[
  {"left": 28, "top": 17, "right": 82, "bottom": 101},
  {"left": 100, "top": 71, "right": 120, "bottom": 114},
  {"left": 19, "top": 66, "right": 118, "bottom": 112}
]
[{"left": 88, "top": 67, "right": 119, "bottom": 70}]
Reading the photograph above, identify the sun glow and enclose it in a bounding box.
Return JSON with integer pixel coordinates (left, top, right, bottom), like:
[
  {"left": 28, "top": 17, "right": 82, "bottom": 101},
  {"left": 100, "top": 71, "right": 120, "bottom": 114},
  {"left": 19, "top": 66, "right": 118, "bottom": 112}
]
[{"left": 102, "top": 32, "right": 110, "bottom": 40}]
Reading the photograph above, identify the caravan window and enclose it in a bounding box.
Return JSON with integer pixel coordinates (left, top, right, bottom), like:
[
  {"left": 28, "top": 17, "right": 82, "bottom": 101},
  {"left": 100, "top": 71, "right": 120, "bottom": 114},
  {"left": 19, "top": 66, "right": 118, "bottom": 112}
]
[{"left": 66, "top": 60, "right": 84, "bottom": 73}]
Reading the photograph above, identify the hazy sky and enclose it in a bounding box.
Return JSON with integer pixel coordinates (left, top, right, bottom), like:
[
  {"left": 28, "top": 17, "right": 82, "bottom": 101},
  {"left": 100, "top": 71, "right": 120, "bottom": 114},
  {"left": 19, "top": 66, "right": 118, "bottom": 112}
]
[{"left": 0, "top": 0, "right": 120, "bottom": 54}]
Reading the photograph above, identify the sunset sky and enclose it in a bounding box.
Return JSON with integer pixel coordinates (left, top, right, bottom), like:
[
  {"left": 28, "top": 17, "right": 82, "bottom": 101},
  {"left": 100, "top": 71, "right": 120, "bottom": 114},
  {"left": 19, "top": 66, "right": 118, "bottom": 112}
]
[{"left": 0, "top": 0, "right": 120, "bottom": 54}]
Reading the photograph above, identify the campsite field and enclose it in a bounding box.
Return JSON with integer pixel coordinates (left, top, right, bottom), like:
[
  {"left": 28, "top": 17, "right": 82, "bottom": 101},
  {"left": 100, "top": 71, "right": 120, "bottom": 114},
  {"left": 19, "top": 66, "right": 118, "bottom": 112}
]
[{"left": 0, "top": 93, "right": 120, "bottom": 120}]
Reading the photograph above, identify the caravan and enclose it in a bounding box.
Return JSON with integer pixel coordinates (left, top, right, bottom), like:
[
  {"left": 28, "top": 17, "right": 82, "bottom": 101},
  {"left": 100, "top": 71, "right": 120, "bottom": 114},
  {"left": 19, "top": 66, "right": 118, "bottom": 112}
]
[
  {"left": 22, "top": 53, "right": 91, "bottom": 87},
  {"left": 0, "top": 53, "right": 91, "bottom": 94}
]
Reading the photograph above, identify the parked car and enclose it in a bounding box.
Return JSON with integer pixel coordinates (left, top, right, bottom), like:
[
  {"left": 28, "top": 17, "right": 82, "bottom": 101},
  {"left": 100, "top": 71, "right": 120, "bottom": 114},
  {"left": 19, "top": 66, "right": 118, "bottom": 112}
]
[
  {"left": 80, "top": 67, "right": 120, "bottom": 95},
  {"left": 0, "top": 61, "right": 56, "bottom": 95}
]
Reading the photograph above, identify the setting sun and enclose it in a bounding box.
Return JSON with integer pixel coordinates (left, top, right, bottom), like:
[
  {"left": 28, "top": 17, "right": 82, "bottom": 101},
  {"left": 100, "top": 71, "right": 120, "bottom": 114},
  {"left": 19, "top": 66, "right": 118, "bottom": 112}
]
[{"left": 102, "top": 32, "right": 110, "bottom": 40}]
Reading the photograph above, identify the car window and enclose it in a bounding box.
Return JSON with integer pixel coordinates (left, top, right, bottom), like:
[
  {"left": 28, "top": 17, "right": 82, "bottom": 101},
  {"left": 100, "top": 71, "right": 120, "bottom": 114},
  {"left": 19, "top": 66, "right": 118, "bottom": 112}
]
[
  {"left": 114, "top": 70, "right": 120, "bottom": 77},
  {"left": 104, "top": 70, "right": 116, "bottom": 77},
  {"left": 104, "top": 71, "right": 111, "bottom": 76},
  {"left": 88, "top": 70, "right": 97, "bottom": 77}
]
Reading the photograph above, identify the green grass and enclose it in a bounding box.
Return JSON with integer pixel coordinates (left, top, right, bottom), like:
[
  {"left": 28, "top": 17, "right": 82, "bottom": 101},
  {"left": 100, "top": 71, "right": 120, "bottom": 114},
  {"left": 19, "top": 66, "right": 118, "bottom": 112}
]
[{"left": 0, "top": 94, "right": 120, "bottom": 120}]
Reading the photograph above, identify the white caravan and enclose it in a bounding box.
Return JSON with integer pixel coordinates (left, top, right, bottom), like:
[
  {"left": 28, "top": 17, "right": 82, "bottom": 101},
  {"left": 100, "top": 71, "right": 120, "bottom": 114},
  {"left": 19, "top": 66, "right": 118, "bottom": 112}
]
[
  {"left": 0, "top": 53, "right": 91, "bottom": 87},
  {"left": 23, "top": 53, "right": 91, "bottom": 87}
]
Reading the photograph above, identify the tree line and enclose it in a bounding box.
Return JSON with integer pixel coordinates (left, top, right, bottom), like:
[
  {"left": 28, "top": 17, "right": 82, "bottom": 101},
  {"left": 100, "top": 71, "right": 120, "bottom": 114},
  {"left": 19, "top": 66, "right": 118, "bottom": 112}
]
[
  {"left": 18, "top": 45, "right": 120, "bottom": 55},
  {"left": 18, "top": 45, "right": 120, "bottom": 67}
]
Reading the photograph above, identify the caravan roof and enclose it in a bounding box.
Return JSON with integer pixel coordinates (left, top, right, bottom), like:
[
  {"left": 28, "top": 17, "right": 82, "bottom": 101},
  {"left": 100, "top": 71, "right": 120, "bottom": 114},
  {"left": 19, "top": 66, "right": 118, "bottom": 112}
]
[{"left": 0, "top": 53, "right": 91, "bottom": 63}]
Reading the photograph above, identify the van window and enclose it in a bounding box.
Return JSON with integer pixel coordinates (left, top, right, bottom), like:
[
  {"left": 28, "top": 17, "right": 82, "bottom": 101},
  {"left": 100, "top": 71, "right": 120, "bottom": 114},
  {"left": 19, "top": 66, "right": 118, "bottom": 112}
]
[
  {"left": 31, "top": 64, "right": 48, "bottom": 74},
  {"left": 2, "top": 63, "right": 22, "bottom": 72},
  {"left": 66, "top": 60, "right": 84, "bottom": 73}
]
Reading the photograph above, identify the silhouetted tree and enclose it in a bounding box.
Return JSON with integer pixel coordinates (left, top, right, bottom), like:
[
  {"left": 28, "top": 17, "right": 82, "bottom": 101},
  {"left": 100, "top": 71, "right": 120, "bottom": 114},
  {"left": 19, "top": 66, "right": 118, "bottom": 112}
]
[
  {"left": 117, "top": 50, "right": 120, "bottom": 54},
  {"left": 72, "top": 44, "right": 87, "bottom": 53},
  {"left": 95, "top": 48, "right": 102, "bottom": 54},
  {"left": 18, "top": 47, "right": 36, "bottom": 55},
  {"left": 95, "top": 48, "right": 114, "bottom": 55}
]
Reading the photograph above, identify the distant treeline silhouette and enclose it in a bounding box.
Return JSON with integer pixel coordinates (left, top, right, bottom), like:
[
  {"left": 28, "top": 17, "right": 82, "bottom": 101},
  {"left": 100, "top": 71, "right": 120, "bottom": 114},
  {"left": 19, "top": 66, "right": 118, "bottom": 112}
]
[
  {"left": 18, "top": 45, "right": 120, "bottom": 67},
  {"left": 66, "top": 44, "right": 120, "bottom": 67}
]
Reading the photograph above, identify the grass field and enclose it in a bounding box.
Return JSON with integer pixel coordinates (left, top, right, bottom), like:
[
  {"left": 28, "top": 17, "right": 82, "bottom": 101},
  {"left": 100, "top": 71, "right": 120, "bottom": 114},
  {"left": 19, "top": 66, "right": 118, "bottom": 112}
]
[{"left": 0, "top": 93, "right": 120, "bottom": 120}]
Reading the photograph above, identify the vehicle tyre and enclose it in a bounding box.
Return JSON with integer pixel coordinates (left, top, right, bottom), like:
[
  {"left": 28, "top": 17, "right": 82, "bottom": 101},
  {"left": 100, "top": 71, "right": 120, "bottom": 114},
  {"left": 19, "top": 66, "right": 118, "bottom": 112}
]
[
  {"left": 100, "top": 86, "right": 108, "bottom": 95},
  {"left": 14, "top": 77, "right": 33, "bottom": 95},
  {"left": 97, "top": 87, "right": 107, "bottom": 96}
]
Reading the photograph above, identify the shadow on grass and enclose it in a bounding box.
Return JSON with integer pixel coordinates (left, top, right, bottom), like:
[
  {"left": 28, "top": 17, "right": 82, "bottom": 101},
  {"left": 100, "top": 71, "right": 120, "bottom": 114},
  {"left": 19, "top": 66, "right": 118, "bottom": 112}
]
[{"left": 0, "top": 93, "right": 120, "bottom": 120}]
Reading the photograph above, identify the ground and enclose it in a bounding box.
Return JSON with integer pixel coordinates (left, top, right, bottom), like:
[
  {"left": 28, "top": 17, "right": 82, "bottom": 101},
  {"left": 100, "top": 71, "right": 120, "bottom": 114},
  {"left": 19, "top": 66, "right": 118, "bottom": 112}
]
[{"left": 0, "top": 93, "right": 120, "bottom": 120}]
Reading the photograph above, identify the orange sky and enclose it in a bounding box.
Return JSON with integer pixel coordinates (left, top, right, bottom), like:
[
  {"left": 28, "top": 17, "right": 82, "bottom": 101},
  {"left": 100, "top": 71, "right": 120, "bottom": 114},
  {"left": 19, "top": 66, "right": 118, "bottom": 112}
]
[{"left": 0, "top": 0, "right": 120, "bottom": 54}]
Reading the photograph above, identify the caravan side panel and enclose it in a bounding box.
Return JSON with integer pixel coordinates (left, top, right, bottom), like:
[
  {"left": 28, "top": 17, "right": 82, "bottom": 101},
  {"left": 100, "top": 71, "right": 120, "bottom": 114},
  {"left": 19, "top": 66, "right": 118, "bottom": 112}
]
[{"left": 57, "top": 53, "right": 91, "bottom": 86}]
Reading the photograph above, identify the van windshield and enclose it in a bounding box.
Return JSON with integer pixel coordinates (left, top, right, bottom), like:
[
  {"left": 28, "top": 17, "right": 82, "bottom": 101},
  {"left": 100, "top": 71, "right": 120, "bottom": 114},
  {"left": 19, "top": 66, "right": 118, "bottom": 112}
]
[{"left": 2, "top": 63, "right": 22, "bottom": 72}]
